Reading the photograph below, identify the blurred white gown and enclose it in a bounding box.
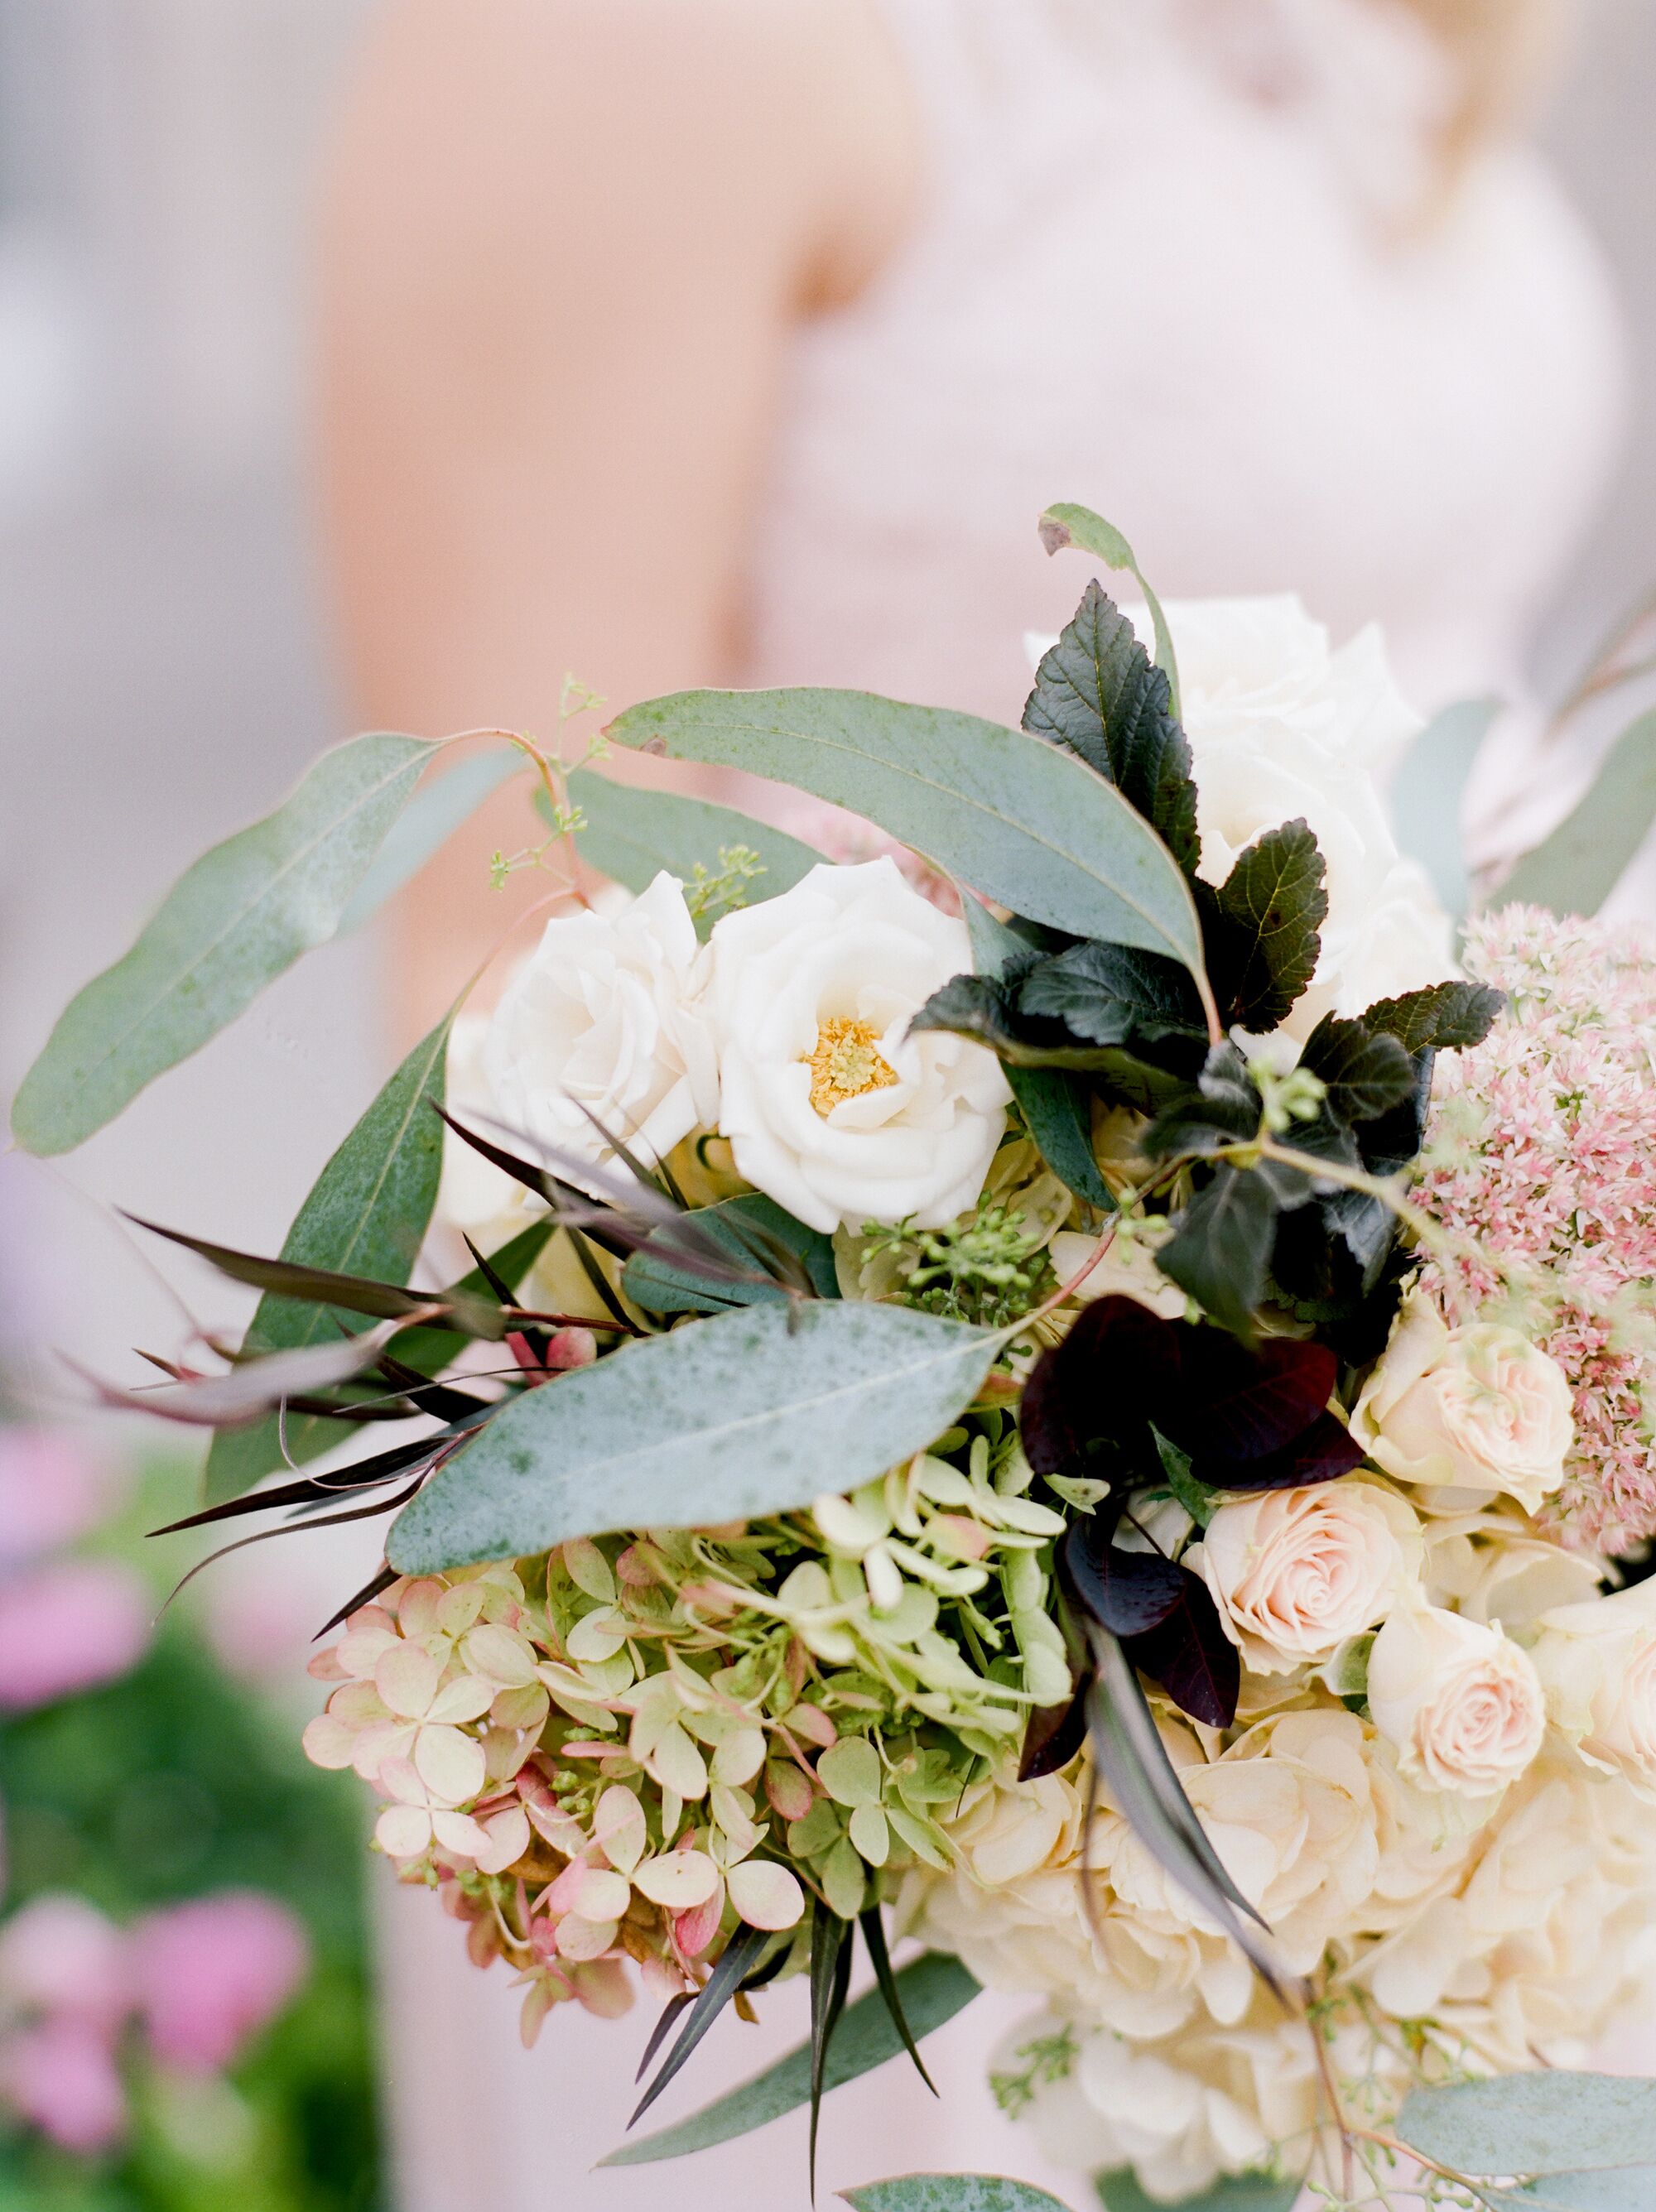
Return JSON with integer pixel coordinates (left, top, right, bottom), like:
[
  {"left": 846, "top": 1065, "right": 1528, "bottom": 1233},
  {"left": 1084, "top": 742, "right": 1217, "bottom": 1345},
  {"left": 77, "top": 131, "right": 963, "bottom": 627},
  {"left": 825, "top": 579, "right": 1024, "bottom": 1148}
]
[{"left": 379, "top": 5, "right": 1628, "bottom": 2209}]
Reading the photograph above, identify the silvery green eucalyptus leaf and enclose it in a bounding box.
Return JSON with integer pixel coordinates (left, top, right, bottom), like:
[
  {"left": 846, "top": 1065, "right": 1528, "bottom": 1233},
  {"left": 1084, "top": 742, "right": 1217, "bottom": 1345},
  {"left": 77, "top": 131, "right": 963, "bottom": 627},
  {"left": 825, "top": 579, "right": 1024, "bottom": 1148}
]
[
  {"left": 1095, "top": 2172, "right": 1299, "bottom": 2212},
  {"left": 338, "top": 746, "right": 527, "bottom": 931},
  {"left": 1492, "top": 705, "right": 1656, "bottom": 919},
  {"left": 841, "top": 2178, "right": 1076, "bottom": 2211},
  {"left": 12, "top": 730, "right": 436, "bottom": 1154},
  {"left": 387, "top": 1301, "right": 1000, "bottom": 1574},
  {"left": 1396, "top": 2073, "right": 1656, "bottom": 2178},
  {"left": 204, "top": 1014, "right": 452, "bottom": 1501},
  {"left": 604, "top": 689, "right": 1210, "bottom": 992},
  {"left": 1389, "top": 695, "right": 1499, "bottom": 916},
  {"left": 1482, "top": 2171, "right": 1656, "bottom": 2210}
]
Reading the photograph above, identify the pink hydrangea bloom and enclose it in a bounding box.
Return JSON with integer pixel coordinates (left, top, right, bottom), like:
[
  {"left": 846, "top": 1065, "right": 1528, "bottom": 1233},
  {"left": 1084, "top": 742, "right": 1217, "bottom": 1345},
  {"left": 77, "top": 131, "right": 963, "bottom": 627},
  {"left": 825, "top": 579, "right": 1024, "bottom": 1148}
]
[
  {"left": 0, "top": 1558, "right": 151, "bottom": 1711},
  {"left": 128, "top": 1892, "right": 309, "bottom": 2072},
  {"left": 1418, "top": 906, "right": 1656, "bottom": 1552},
  {"left": 0, "top": 1429, "right": 120, "bottom": 1570},
  {"left": 0, "top": 2017, "right": 128, "bottom": 2152},
  {"left": 0, "top": 1895, "right": 129, "bottom": 2032}
]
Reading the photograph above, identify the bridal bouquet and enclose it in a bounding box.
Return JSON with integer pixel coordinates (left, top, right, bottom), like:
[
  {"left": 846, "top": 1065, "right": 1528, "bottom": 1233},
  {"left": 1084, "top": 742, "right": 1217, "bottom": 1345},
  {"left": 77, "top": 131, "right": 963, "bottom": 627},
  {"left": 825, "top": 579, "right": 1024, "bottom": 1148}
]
[{"left": 17, "top": 505, "right": 1656, "bottom": 2212}]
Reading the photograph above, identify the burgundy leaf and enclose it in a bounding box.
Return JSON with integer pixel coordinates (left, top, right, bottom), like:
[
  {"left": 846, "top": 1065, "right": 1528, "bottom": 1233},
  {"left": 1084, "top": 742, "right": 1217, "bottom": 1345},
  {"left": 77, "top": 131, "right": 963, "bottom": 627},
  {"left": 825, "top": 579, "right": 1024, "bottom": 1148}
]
[
  {"left": 1197, "top": 1411, "right": 1365, "bottom": 1493},
  {"left": 1164, "top": 1330, "right": 1336, "bottom": 1464},
  {"left": 1018, "top": 1680, "right": 1090, "bottom": 1781},
  {"left": 1021, "top": 1295, "right": 1180, "bottom": 1474},
  {"left": 1064, "top": 1517, "right": 1187, "bottom": 1637},
  {"left": 1126, "top": 1565, "right": 1240, "bottom": 1729}
]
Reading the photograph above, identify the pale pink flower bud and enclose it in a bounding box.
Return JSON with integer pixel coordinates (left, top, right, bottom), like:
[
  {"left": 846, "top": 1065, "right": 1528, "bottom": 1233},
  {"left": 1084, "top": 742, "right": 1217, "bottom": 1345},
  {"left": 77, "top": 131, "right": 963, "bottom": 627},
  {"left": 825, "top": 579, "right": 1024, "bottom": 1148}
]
[
  {"left": 543, "top": 1327, "right": 598, "bottom": 1371},
  {"left": 130, "top": 1893, "right": 309, "bottom": 2073},
  {"left": 0, "top": 1560, "right": 150, "bottom": 1711},
  {"left": 0, "top": 1895, "right": 128, "bottom": 2031}
]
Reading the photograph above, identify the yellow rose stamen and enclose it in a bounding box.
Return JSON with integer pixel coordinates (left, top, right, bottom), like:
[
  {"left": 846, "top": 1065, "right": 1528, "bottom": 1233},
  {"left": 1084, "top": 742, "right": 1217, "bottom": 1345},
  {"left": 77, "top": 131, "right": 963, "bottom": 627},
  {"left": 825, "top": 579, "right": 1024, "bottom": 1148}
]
[{"left": 806, "top": 1017, "right": 899, "bottom": 1118}]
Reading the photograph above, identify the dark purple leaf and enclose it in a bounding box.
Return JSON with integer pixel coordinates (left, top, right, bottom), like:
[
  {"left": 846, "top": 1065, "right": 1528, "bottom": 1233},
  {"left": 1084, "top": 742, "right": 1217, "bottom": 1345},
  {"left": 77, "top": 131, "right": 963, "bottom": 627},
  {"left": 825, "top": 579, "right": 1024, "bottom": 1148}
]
[
  {"left": 1020, "top": 1296, "right": 1180, "bottom": 1474},
  {"left": 1125, "top": 1565, "right": 1240, "bottom": 1728},
  {"left": 1198, "top": 1411, "right": 1364, "bottom": 1493},
  {"left": 1018, "top": 1680, "right": 1090, "bottom": 1781},
  {"left": 1064, "top": 1517, "right": 1187, "bottom": 1637},
  {"left": 1167, "top": 1331, "right": 1336, "bottom": 1464}
]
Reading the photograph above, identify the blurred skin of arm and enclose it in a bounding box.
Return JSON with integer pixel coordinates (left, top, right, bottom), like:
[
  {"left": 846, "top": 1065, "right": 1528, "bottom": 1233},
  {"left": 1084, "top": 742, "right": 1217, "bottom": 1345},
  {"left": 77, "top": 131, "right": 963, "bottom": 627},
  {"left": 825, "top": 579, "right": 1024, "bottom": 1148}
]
[{"left": 319, "top": 0, "right": 917, "bottom": 1041}]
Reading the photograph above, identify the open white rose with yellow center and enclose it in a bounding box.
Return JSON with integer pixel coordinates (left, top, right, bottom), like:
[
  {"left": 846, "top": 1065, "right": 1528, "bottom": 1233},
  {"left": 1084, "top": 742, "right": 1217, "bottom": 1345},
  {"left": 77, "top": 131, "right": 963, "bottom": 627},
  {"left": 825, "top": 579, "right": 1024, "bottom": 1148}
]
[
  {"left": 706, "top": 857, "right": 1010, "bottom": 1233},
  {"left": 1191, "top": 1479, "right": 1421, "bottom": 1674},
  {"left": 1352, "top": 1292, "right": 1574, "bottom": 1514},
  {"left": 1531, "top": 1579, "right": 1656, "bottom": 1792},
  {"left": 479, "top": 872, "right": 719, "bottom": 1188},
  {"left": 1367, "top": 1600, "right": 1546, "bottom": 1797}
]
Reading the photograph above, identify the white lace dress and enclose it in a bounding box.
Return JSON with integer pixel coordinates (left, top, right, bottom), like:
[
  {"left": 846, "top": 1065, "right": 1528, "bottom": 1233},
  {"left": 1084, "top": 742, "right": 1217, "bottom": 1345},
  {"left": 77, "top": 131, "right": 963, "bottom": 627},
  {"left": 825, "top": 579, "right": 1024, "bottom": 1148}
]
[{"left": 378, "top": 7, "right": 1628, "bottom": 2208}]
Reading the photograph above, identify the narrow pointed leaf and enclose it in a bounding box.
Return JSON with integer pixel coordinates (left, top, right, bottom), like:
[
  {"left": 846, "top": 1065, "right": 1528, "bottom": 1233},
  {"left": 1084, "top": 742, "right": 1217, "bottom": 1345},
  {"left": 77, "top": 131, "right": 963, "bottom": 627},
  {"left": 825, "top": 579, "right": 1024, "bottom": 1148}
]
[
  {"left": 600, "top": 1955, "right": 981, "bottom": 2166},
  {"left": 68, "top": 1323, "right": 402, "bottom": 1429},
  {"left": 605, "top": 689, "right": 1206, "bottom": 979},
  {"left": 859, "top": 1910, "right": 936, "bottom": 2095},
  {"left": 12, "top": 731, "right": 436, "bottom": 1154},
  {"left": 388, "top": 1301, "right": 999, "bottom": 1573},
  {"left": 205, "top": 1015, "right": 452, "bottom": 1500},
  {"left": 628, "top": 1921, "right": 772, "bottom": 2127},
  {"left": 623, "top": 1194, "right": 839, "bottom": 1314},
  {"left": 810, "top": 1906, "right": 854, "bottom": 2188},
  {"left": 565, "top": 767, "right": 826, "bottom": 932},
  {"left": 386, "top": 1219, "right": 556, "bottom": 1377}
]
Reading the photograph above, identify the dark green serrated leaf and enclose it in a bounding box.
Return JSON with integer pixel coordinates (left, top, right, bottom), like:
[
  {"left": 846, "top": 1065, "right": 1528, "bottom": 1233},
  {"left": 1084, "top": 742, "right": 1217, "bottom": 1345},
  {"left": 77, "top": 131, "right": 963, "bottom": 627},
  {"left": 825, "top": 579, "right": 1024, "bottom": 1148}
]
[
  {"left": 622, "top": 1194, "right": 839, "bottom": 1314},
  {"left": 1359, "top": 979, "right": 1504, "bottom": 1054},
  {"left": 908, "top": 978, "right": 1128, "bottom": 1072},
  {"left": 844, "top": 2180, "right": 1076, "bottom": 2212},
  {"left": 12, "top": 731, "right": 436, "bottom": 1156},
  {"left": 563, "top": 767, "right": 826, "bottom": 934},
  {"left": 1141, "top": 1043, "right": 1260, "bottom": 1160},
  {"left": 1018, "top": 940, "right": 1206, "bottom": 1048},
  {"left": 1022, "top": 582, "right": 1198, "bottom": 872},
  {"left": 601, "top": 1955, "right": 981, "bottom": 2166},
  {"left": 1037, "top": 503, "right": 1182, "bottom": 722},
  {"left": 204, "top": 1017, "right": 452, "bottom": 1501},
  {"left": 605, "top": 687, "right": 1207, "bottom": 979},
  {"left": 960, "top": 898, "right": 1114, "bottom": 1212},
  {"left": 1211, "top": 821, "right": 1327, "bottom": 1031},
  {"left": 1300, "top": 1014, "right": 1416, "bottom": 1124},
  {"left": 1157, "top": 1167, "right": 1275, "bottom": 1337},
  {"left": 388, "top": 1301, "right": 999, "bottom": 1573}
]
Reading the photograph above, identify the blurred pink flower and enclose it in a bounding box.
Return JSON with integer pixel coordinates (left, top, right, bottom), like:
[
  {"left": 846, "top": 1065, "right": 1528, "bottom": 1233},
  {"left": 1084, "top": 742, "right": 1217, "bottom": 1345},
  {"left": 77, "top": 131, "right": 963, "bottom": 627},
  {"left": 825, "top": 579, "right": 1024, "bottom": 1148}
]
[
  {"left": 0, "top": 1559, "right": 151, "bottom": 1711},
  {"left": 0, "top": 1895, "right": 128, "bottom": 2032},
  {"left": 0, "top": 1429, "right": 120, "bottom": 1570},
  {"left": 0, "top": 2017, "right": 128, "bottom": 2152},
  {"left": 129, "top": 1892, "right": 309, "bottom": 2072}
]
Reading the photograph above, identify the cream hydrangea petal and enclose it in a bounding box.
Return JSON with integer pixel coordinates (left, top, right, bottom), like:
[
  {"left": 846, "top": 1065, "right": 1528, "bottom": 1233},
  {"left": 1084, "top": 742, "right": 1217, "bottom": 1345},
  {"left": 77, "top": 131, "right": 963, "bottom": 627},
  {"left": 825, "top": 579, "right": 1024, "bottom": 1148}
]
[
  {"left": 726, "top": 1860, "right": 806, "bottom": 1931},
  {"left": 473, "top": 1806, "right": 532, "bottom": 1878},
  {"left": 426, "top": 1674, "right": 497, "bottom": 1726},
  {"left": 375, "top": 1806, "right": 433, "bottom": 1859},
  {"left": 301, "top": 1714, "right": 359, "bottom": 1770},
  {"left": 631, "top": 1851, "right": 721, "bottom": 1909},
  {"left": 412, "top": 1724, "right": 487, "bottom": 1807},
  {"left": 375, "top": 1642, "right": 442, "bottom": 1719},
  {"left": 554, "top": 1913, "right": 619, "bottom": 1963}
]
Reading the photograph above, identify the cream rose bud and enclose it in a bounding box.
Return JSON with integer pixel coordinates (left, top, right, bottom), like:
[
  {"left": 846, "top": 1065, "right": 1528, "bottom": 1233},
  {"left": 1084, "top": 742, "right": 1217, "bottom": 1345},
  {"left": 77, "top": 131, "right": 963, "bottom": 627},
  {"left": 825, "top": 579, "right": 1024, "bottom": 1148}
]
[
  {"left": 480, "top": 873, "right": 718, "bottom": 1186},
  {"left": 1193, "top": 1479, "right": 1422, "bottom": 1674},
  {"left": 1532, "top": 1580, "right": 1656, "bottom": 1790},
  {"left": 1367, "top": 1601, "right": 1546, "bottom": 1796},
  {"left": 706, "top": 857, "right": 1011, "bottom": 1233},
  {"left": 1352, "top": 1293, "right": 1574, "bottom": 1514}
]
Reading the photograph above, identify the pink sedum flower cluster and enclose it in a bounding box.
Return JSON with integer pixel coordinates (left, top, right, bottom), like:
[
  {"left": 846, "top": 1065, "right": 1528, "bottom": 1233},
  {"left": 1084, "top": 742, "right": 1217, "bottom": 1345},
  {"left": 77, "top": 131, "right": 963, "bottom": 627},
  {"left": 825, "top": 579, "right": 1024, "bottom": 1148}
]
[{"left": 1417, "top": 906, "right": 1656, "bottom": 1555}]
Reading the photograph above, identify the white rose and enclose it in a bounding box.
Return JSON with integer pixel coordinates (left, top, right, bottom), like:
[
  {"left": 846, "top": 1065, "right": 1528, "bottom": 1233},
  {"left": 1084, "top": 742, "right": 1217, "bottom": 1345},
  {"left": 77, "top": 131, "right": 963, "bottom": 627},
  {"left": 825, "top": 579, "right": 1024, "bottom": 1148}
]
[
  {"left": 1352, "top": 1293, "right": 1574, "bottom": 1514},
  {"left": 1532, "top": 1579, "right": 1656, "bottom": 1790},
  {"left": 480, "top": 873, "right": 718, "bottom": 1187},
  {"left": 1367, "top": 1601, "right": 1546, "bottom": 1796},
  {"left": 1193, "top": 1480, "right": 1422, "bottom": 1674},
  {"left": 1030, "top": 597, "right": 1455, "bottom": 1042},
  {"left": 706, "top": 857, "right": 1010, "bottom": 1233}
]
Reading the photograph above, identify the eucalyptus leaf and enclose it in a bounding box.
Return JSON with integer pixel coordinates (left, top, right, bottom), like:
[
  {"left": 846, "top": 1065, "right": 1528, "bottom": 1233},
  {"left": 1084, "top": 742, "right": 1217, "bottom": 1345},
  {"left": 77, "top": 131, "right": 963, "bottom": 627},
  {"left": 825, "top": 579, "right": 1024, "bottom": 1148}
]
[
  {"left": 1037, "top": 503, "right": 1182, "bottom": 721},
  {"left": 565, "top": 766, "right": 826, "bottom": 931},
  {"left": 1095, "top": 2171, "right": 1298, "bottom": 2212},
  {"left": 843, "top": 2179, "right": 1076, "bottom": 2212},
  {"left": 606, "top": 689, "right": 1208, "bottom": 983},
  {"left": 601, "top": 1954, "right": 981, "bottom": 2166},
  {"left": 204, "top": 1016, "right": 451, "bottom": 1501},
  {"left": 12, "top": 731, "right": 436, "bottom": 1155},
  {"left": 1493, "top": 706, "right": 1656, "bottom": 918},
  {"left": 960, "top": 898, "right": 1113, "bottom": 1211},
  {"left": 337, "top": 746, "right": 526, "bottom": 932},
  {"left": 388, "top": 1301, "right": 999, "bottom": 1574},
  {"left": 1396, "top": 2073, "right": 1656, "bottom": 2177},
  {"left": 1484, "top": 2171, "right": 1656, "bottom": 2211},
  {"left": 1389, "top": 695, "right": 1499, "bottom": 916}
]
